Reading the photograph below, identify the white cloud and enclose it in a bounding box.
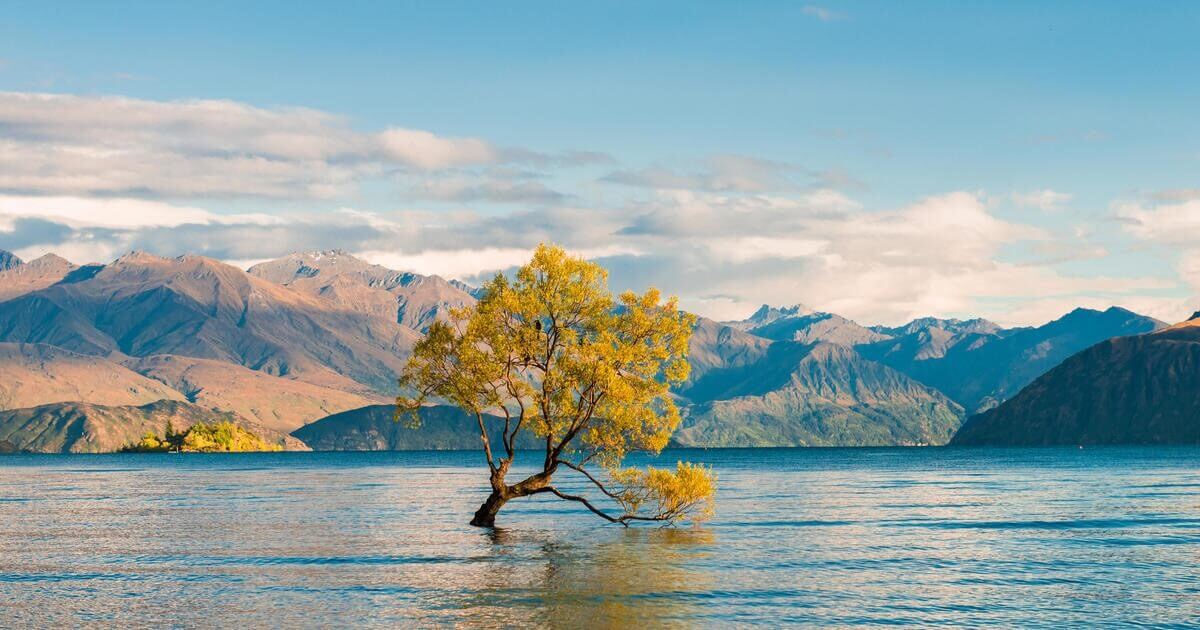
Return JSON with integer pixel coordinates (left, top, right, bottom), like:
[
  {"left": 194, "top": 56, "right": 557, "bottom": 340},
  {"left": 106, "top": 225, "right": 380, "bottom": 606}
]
[
  {"left": 1116, "top": 199, "right": 1200, "bottom": 246},
  {"left": 0, "top": 92, "right": 592, "bottom": 200},
  {"left": 377, "top": 128, "right": 497, "bottom": 170},
  {"left": 357, "top": 244, "right": 642, "bottom": 281},
  {"left": 0, "top": 195, "right": 278, "bottom": 230},
  {"left": 1150, "top": 188, "right": 1200, "bottom": 203},
  {"left": 0, "top": 89, "right": 1183, "bottom": 328},
  {"left": 0, "top": 187, "right": 1179, "bottom": 327},
  {"left": 1116, "top": 198, "right": 1200, "bottom": 303}
]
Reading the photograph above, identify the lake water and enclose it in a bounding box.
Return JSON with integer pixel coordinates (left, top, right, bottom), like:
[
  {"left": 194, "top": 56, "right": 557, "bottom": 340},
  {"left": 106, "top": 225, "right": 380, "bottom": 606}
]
[{"left": 1, "top": 447, "right": 1198, "bottom": 627}]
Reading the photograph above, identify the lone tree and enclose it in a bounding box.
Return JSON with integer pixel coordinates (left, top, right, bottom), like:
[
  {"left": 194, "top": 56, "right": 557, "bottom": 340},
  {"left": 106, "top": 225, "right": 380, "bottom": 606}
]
[{"left": 398, "top": 244, "right": 716, "bottom": 527}]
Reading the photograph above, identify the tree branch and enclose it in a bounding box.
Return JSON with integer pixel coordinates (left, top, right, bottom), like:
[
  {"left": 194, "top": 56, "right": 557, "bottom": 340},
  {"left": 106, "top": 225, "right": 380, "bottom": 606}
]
[
  {"left": 535, "top": 487, "right": 620, "bottom": 524},
  {"left": 535, "top": 487, "right": 677, "bottom": 527},
  {"left": 474, "top": 411, "right": 497, "bottom": 473},
  {"left": 560, "top": 459, "right": 622, "bottom": 500}
]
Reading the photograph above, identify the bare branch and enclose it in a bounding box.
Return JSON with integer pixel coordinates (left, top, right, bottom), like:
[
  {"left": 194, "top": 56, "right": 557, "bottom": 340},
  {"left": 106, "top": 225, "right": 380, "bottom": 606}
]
[
  {"left": 474, "top": 411, "right": 497, "bottom": 473},
  {"left": 535, "top": 487, "right": 619, "bottom": 524},
  {"left": 560, "top": 460, "right": 623, "bottom": 500}
]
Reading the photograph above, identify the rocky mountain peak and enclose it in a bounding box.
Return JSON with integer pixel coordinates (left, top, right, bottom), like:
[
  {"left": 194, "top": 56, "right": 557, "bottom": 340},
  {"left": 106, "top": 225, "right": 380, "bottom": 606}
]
[
  {"left": 111, "top": 250, "right": 169, "bottom": 267},
  {"left": 0, "top": 250, "right": 22, "bottom": 271},
  {"left": 26, "top": 253, "right": 71, "bottom": 268},
  {"left": 724, "top": 303, "right": 817, "bottom": 331}
]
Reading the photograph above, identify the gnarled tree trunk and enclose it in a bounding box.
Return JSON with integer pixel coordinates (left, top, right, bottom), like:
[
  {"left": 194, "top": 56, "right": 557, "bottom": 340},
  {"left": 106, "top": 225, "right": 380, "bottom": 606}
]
[
  {"left": 468, "top": 467, "right": 554, "bottom": 528},
  {"left": 470, "top": 491, "right": 509, "bottom": 528}
]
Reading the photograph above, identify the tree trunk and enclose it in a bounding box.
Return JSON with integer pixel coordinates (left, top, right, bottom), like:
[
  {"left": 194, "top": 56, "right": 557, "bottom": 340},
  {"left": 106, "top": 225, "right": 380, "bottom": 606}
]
[{"left": 470, "top": 491, "right": 508, "bottom": 528}]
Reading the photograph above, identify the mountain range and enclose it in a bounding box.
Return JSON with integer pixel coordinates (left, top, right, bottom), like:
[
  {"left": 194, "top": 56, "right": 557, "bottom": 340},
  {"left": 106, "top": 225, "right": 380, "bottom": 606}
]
[
  {"left": 953, "top": 315, "right": 1200, "bottom": 445},
  {"left": 0, "top": 247, "right": 1180, "bottom": 451}
]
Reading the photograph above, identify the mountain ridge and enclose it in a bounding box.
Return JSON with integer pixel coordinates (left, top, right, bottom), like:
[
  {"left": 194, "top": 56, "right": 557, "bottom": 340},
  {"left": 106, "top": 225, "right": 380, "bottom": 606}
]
[
  {"left": 952, "top": 318, "right": 1200, "bottom": 445},
  {"left": 0, "top": 249, "right": 1178, "bottom": 450},
  {"left": 0, "top": 399, "right": 307, "bottom": 453}
]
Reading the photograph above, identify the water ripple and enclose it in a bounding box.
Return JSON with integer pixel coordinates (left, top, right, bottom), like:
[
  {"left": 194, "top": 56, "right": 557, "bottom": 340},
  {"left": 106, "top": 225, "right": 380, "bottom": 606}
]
[{"left": 1, "top": 447, "right": 1199, "bottom": 627}]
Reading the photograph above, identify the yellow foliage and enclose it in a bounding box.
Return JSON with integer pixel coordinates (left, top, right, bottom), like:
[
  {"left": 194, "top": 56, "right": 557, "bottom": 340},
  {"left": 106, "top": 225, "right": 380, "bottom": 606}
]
[
  {"left": 611, "top": 462, "right": 717, "bottom": 524},
  {"left": 121, "top": 421, "right": 281, "bottom": 453},
  {"left": 131, "top": 432, "right": 167, "bottom": 452},
  {"left": 398, "top": 243, "right": 715, "bottom": 526}
]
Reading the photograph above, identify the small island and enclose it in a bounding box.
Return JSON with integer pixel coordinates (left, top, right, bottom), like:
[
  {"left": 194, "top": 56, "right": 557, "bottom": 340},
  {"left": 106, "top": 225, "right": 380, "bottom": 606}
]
[{"left": 121, "top": 421, "right": 282, "bottom": 453}]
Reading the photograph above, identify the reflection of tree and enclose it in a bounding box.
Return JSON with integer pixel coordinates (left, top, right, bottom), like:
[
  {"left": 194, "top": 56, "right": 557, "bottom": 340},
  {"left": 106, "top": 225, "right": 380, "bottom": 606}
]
[
  {"left": 0, "top": 385, "right": 12, "bottom": 411},
  {"left": 463, "top": 527, "right": 716, "bottom": 628}
]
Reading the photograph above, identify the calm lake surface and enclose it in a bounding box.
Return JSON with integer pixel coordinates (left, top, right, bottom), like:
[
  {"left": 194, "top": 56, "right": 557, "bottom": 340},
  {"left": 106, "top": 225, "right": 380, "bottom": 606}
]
[{"left": 1, "top": 447, "right": 1198, "bottom": 627}]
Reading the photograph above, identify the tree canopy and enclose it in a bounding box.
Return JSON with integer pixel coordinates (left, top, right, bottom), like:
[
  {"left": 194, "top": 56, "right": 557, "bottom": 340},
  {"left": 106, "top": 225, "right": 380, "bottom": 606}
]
[
  {"left": 121, "top": 421, "right": 282, "bottom": 453},
  {"left": 398, "top": 244, "right": 716, "bottom": 527}
]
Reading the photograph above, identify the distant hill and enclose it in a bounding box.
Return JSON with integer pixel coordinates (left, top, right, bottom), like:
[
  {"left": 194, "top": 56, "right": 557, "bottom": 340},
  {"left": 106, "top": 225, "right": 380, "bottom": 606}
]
[
  {"left": 675, "top": 342, "right": 963, "bottom": 446},
  {"left": 859, "top": 307, "right": 1165, "bottom": 413},
  {"left": 0, "top": 251, "right": 420, "bottom": 394},
  {"left": 0, "top": 399, "right": 307, "bottom": 453},
  {"left": 293, "top": 404, "right": 544, "bottom": 451},
  {"left": 0, "top": 248, "right": 1173, "bottom": 449},
  {"left": 952, "top": 318, "right": 1200, "bottom": 446},
  {"left": 248, "top": 250, "right": 475, "bottom": 332},
  {"left": 871, "top": 317, "right": 1006, "bottom": 339},
  {"left": 0, "top": 254, "right": 79, "bottom": 302}
]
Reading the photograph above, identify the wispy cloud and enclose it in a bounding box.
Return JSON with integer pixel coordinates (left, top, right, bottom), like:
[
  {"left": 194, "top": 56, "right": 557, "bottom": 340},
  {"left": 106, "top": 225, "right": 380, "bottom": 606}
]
[
  {"left": 0, "top": 92, "right": 600, "bottom": 200},
  {"left": 1012, "top": 189, "right": 1072, "bottom": 211},
  {"left": 602, "top": 154, "right": 841, "bottom": 193},
  {"left": 1150, "top": 188, "right": 1200, "bottom": 203},
  {"left": 406, "top": 177, "right": 570, "bottom": 205},
  {"left": 0, "top": 89, "right": 1187, "bottom": 327},
  {"left": 801, "top": 5, "right": 843, "bottom": 21},
  {"left": 1, "top": 187, "right": 1175, "bottom": 326}
]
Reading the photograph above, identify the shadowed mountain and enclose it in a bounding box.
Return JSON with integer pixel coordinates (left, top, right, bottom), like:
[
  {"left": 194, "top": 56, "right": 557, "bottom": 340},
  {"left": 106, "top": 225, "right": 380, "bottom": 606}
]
[
  {"left": 0, "top": 252, "right": 420, "bottom": 394},
  {"left": 871, "top": 316, "right": 1007, "bottom": 340},
  {"left": 674, "top": 341, "right": 964, "bottom": 447},
  {"left": 0, "top": 254, "right": 78, "bottom": 302},
  {"left": 952, "top": 317, "right": 1200, "bottom": 446},
  {"left": 0, "top": 399, "right": 307, "bottom": 453},
  {"left": 450, "top": 279, "right": 487, "bottom": 299},
  {"left": 863, "top": 307, "right": 1166, "bottom": 413},
  {"left": 248, "top": 250, "right": 475, "bottom": 332},
  {"left": 293, "top": 404, "right": 544, "bottom": 451},
  {"left": 685, "top": 317, "right": 772, "bottom": 388},
  {"left": 0, "top": 250, "right": 21, "bottom": 271}
]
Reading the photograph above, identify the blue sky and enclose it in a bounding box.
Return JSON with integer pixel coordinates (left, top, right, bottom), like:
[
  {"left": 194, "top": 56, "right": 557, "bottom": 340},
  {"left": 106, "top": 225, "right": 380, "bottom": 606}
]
[{"left": 0, "top": 1, "right": 1197, "bottom": 325}]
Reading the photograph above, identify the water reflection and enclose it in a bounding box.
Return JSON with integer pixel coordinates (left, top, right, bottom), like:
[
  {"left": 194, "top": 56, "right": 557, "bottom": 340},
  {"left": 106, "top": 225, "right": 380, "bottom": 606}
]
[
  {"left": 463, "top": 527, "right": 715, "bottom": 628},
  {"left": 1, "top": 449, "right": 1199, "bottom": 627}
]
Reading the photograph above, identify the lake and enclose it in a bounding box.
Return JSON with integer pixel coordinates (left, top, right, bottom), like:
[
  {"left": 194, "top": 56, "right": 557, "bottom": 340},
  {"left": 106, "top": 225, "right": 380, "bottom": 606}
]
[{"left": 1, "top": 447, "right": 1198, "bottom": 627}]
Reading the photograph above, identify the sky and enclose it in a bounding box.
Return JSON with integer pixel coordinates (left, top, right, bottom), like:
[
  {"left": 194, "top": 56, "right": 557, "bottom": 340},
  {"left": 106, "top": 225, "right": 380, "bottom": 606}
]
[{"left": 0, "top": 1, "right": 1197, "bottom": 326}]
